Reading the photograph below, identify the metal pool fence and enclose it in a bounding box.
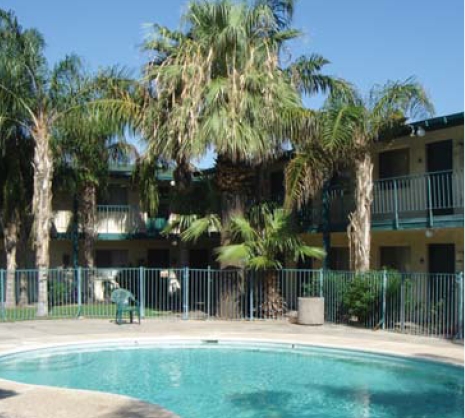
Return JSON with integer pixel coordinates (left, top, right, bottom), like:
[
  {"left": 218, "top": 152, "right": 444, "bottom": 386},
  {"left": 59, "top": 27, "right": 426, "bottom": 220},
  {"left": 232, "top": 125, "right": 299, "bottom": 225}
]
[{"left": 0, "top": 268, "right": 463, "bottom": 339}]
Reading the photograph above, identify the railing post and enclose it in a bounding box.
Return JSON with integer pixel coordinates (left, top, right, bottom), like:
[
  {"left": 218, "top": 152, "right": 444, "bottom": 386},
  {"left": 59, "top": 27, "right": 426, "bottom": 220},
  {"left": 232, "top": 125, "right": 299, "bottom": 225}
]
[
  {"left": 0, "top": 269, "right": 5, "bottom": 321},
  {"left": 319, "top": 268, "right": 324, "bottom": 298},
  {"left": 183, "top": 267, "right": 189, "bottom": 320},
  {"left": 393, "top": 179, "right": 399, "bottom": 229},
  {"left": 249, "top": 270, "right": 254, "bottom": 321},
  {"left": 139, "top": 266, "right": 145, "bottom": 318},
  {"left": 76, "top": 267, "right": 82, "bottom": 318},
  {"left": 382, "top": 269, "right": 387, "bottom": 330},
  {"left": 400, "top": 274, "right": 405, "bottom": 333},
  {"left": 456, "top": 272, "right": 463, "bottom": 340},
  {"left": 207, "top": 266, "right": 211, "bottom": 320},
  {"left": 322, "top": 181, "right": 331, "bottom": 269},
  {"left": 427, "top": 174, "right": 434, "bottom": 228}
]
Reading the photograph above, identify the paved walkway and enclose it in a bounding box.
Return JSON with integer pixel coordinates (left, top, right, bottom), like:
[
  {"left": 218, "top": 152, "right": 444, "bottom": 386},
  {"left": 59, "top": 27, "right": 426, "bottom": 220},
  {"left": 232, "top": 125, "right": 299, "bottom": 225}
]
[{"left": 0, "top": 320, "right": 463, "bottom": 418}]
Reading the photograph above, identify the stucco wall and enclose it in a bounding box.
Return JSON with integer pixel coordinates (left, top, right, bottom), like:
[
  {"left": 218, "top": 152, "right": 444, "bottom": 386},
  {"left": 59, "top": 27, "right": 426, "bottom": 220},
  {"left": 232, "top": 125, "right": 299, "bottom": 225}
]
[
  {"left": 372, "top": 125, "right": 464, "bottom": 178},
  {"left": 301, "top": 227, "right": 464, "bottom": 273}
]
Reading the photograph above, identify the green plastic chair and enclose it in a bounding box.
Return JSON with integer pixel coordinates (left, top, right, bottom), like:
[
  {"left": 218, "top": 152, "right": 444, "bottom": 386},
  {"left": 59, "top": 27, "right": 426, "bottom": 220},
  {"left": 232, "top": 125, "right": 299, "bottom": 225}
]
[{"left": 110, "top": 288, "right": 141, "bottom": 325}]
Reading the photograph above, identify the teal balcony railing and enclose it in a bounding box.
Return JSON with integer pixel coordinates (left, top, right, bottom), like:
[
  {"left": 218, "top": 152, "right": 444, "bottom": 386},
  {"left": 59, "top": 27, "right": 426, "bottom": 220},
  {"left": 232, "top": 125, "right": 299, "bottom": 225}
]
[
  {"left": 372, "top": 170, "right": 463, "bottom": 228},
  {"left": 52, "top": 206, "right": 168, "bottom": 238},
  {"left": 297, "top": 170, "right": 464, "bottom": 231},
  {"left": 96, "top": 205, "right": 142, "bottom": 235}
]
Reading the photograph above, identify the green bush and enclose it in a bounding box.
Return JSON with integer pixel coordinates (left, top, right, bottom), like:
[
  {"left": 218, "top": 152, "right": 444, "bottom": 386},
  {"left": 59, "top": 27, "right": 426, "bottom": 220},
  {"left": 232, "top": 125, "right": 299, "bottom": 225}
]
[
  {"left": 342, "top": 275, "right": 378, "bottom": 323},
  {"left": 48, "top": 279, "right": 76, "bottom": 307}
]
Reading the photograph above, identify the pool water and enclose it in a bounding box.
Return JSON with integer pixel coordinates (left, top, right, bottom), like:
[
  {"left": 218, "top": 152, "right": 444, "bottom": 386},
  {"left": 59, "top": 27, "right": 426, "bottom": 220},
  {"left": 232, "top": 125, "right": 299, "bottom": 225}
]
[{"left": 0, "top": 342, "right": 462, "bottom": 418}]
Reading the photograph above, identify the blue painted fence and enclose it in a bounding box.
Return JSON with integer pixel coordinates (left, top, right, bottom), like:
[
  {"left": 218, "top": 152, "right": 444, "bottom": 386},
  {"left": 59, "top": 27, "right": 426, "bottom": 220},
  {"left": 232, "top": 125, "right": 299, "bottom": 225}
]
[{"left": 0, "top": 268, "right": 462, "bottom": 340}]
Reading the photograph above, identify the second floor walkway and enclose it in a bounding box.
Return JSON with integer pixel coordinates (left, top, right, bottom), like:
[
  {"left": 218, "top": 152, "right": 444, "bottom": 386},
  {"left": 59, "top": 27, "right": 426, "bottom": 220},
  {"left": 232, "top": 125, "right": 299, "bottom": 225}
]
[{"left": 299, "top": 170, "right": 464, "bottom": 232}]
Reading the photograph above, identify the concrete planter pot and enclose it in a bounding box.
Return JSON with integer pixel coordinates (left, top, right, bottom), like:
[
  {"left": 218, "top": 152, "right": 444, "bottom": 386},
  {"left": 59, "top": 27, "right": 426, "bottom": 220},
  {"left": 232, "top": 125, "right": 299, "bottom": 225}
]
[{"left": 298, "top": 297, "right": 324, "bottom": 325}]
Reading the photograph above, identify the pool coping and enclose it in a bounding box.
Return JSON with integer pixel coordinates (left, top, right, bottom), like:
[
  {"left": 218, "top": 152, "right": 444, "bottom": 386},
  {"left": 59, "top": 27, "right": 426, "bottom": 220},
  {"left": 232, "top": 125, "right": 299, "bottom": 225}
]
[{"left": 0, "top": 335, "right": 463, "bottom": 366}]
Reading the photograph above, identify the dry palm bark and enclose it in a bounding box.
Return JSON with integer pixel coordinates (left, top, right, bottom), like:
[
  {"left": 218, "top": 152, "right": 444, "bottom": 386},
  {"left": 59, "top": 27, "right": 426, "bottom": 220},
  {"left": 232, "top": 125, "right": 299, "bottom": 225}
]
[
  {"left": 348, "top": 152, "right": 373, "bottom": 272},
  {"left": 81, "top": 183, "right": 96, "bottom": 268},
  {"left": 215, "top": 155, "right": 256, "bottom": 319},
  {"left": 259, "top": 270, "right": 287, "bottom": 319},
  {"left": 3, "top": 212, "right": 19, "bottom": 308},
  {"left": 32, "top": 120, "right": 53, "bottom": 317}
]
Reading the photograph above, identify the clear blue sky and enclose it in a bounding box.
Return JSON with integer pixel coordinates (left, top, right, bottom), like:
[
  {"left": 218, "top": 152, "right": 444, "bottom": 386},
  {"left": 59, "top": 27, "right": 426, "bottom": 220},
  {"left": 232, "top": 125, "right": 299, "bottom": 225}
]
[{"left": 4, "top": 0, "right": 463, "bottom": 167}]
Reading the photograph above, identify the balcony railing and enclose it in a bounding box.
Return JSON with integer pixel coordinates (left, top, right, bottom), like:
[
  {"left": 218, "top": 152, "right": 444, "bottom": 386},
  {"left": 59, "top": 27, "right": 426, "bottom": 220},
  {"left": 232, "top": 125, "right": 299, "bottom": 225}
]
[
  {"left": 52, "top": 205, "right": 168, "bottom": 237},
  {"left": 297, "top": 170, "right": 464, "bottom": 231},
  {"left": 372, "top": 170, "right": 463, "bottom": 228}
]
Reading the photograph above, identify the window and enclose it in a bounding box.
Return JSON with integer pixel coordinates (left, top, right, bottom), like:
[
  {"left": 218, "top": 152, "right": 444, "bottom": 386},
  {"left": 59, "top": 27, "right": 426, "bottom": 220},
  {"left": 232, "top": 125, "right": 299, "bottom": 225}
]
[
  {"left": 62, "top": 254, "right": 71, "bottom": 267},
  {"left": 329, "top": 247, "right": 350, "bottom": 270},
  {"left": 270, "top": 171, "right": 285, "bottom": 202},
  {"left": 378, "top": 149, "right": 410, "bottom": 179},
  {"left": 96, "top": 250, "right": 128, "bottom": 268},
  {"left": 380, "top": 246, "right": 411, "bottom": 272},
  {"left": 98, "top": 184, "right": 128, "bottom": 206}
]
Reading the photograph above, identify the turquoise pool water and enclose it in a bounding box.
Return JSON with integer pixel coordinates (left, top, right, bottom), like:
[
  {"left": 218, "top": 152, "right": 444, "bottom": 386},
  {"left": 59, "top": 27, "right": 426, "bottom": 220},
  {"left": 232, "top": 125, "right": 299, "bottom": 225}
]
[{"left": 0, "top": 341, "right": 462, "bottom": 418}]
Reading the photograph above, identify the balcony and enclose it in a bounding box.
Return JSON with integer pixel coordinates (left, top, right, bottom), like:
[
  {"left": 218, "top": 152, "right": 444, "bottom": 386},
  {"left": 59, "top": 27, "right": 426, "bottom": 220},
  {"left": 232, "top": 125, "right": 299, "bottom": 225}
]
[
  {"left": 298, "top": 170, "right": 464, "bottom": 232},
  {"left": 52, "top": 205, "right": 168, "bottom": 239},
  {"left": 372, "top": 170, "right": 463, "bottom": 229}
]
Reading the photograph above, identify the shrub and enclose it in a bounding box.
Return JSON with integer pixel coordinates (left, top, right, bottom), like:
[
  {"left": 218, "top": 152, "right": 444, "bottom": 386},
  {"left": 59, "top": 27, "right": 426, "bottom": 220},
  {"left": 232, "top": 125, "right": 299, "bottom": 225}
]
[{"left": 342, "top": 275, "right": 377, "bottom": 323}]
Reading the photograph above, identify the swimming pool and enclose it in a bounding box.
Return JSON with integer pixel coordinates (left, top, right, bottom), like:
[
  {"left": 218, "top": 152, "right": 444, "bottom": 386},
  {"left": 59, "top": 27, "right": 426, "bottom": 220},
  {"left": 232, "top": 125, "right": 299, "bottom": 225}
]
[{"left": 0, "top": 341, "right": 462, "bottom": 418}]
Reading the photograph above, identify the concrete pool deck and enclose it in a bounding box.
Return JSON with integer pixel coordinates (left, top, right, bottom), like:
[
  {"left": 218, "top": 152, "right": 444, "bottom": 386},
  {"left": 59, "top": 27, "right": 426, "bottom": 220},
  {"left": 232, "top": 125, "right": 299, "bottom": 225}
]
[{"left": 0, "top": 320, "right": 463, "bottom": 418}]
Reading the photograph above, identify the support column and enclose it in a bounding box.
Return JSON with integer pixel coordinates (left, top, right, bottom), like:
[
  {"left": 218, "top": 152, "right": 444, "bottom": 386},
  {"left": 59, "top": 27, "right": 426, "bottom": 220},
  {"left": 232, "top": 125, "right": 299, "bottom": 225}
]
[{"left": 322, "top": 181, "right": 331, "bottom": 270}]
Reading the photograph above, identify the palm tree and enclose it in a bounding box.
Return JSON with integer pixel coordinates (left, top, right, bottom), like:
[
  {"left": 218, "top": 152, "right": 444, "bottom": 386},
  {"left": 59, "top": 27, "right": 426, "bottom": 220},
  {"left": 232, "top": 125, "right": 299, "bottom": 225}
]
[
  {"left": 0, "top": 127, "right": 33, "bottom": 308},
  {"left": 175, "top": 203, "right": 324, "bottom": 317},
  {"left": 0, "top": 10, "right": 137, "bottom": 315},
  {"left": 141, "top": 0, "right": 348, "bottom": 256},
  {"left": 285, "top": 79, "right": 434, "bottom": 271}
]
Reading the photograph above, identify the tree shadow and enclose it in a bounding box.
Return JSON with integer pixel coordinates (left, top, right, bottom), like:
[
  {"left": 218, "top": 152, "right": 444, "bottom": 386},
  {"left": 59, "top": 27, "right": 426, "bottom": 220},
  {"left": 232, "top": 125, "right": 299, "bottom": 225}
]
[
  {"left": 100, "top": 401, "right": 179, "bottom": 418},
  {"left": 0, "top": 388, "right": 18, "bottom": 400},
  {"left": 306, "top": 382, "right": 464, "bottom": 418},
  {"left": 227, "top": 390, "right": 315, "bottom": 418}
]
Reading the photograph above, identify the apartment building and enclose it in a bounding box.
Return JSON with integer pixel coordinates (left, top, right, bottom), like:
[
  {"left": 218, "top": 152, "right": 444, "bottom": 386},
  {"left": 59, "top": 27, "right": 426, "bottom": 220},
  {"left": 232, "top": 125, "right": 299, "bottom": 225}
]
[
  {"left": 50, "top": 163, "right": 219, "bottom": 270},
  {"left": 294, "top": 112, "right": 464, "bottom": 274},
  {"left": 1, "top": 112, "right": 462, "bottom": 274}
]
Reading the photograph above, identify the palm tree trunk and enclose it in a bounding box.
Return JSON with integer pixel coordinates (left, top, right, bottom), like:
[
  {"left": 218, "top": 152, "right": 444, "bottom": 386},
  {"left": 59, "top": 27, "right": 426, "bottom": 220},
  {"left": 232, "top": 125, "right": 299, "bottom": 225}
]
[
  {"left": 215, "top": 155, "right": 255, "bottom": 318},
  {"left": 81, "top": 182, "right": 96, "bottom": 268},
  {"left": 32, "top": 123, "right": 53, "bottom": 317},
  {"left": 260, "top": 270, "right": 286, "bottom": 319},
  {"left": 17, "top": 214, "right": 33, "bottom": 306},
  {"left": 348, "top": 152, "right": 373, "bottom": 272},
  {"left": 3, "top": 212, "right": 19, "bottom": 308}
]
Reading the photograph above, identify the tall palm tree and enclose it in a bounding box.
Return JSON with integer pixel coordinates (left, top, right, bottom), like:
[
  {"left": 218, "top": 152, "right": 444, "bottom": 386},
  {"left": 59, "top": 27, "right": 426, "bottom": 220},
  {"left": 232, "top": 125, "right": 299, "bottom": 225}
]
[
  {"left": 0, "top": 10, "right": 137, "bottom": 315},
  {"left": 141, "top": 0, "right": 348, "bottom": 256},
  {"left": 285, "top": 79, "right": 434, "bottom": 271},
  {"left": 0, "top": 127, "right": 33, "bottom": 308}
]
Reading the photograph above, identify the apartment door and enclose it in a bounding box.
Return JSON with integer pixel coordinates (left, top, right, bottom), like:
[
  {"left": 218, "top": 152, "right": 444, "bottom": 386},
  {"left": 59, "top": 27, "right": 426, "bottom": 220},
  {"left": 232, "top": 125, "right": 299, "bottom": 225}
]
[
  {"left": 270, "top": 171, "right": 285, "bottom": 204},
  {"left": 428, "top": 244, "right": 455, "bottom": 274},
  {"left": 189, "top": 249, "right": 210, "bottom": 269},
  {"left": 428, "top": 244, "right": 456, "bottom": 328},
  {"left": 426, "top": 140, "right": 453, "bottom": 215},
  {"left": 147, "top": 249, "right": 170, "bottom": 268}
]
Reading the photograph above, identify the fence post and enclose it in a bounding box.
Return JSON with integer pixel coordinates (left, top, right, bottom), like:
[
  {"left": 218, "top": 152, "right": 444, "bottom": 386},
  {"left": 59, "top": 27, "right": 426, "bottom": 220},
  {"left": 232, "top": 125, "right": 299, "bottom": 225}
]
[
  {"left": 400, "top": 274, "right": 405, "bottom": 333},
  {"left": 207, "top": 266, "right": 211, "bottom": 320},
  {"left": 76, "top": 267, "right": 82, "bottom": 318},
  {"left": 427, "top": 175, "right": 434, "bottom": 228},
  {"left": 319, "top": 268, "right": 324, "bottom": 298},
  {"left": 457, "top": 272, "right": 464, "bottom": 340},
  {"left": 183, "top": 267, "right": 189, "bottom": 320},
  {"left": 139, "top": 266, "right": 145, "bottom": 318},
  {"left": 249, "top": 270, "right": 254, "bottom": 321},
  {"left": 393, "top": 179, "right": 399, "bottom": 229},
  {"left": 382, "top": 269, "right": 387, "bottom": 330},
  {"left": 0, "top": 269, "right": 4, "bottom": 321}
]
